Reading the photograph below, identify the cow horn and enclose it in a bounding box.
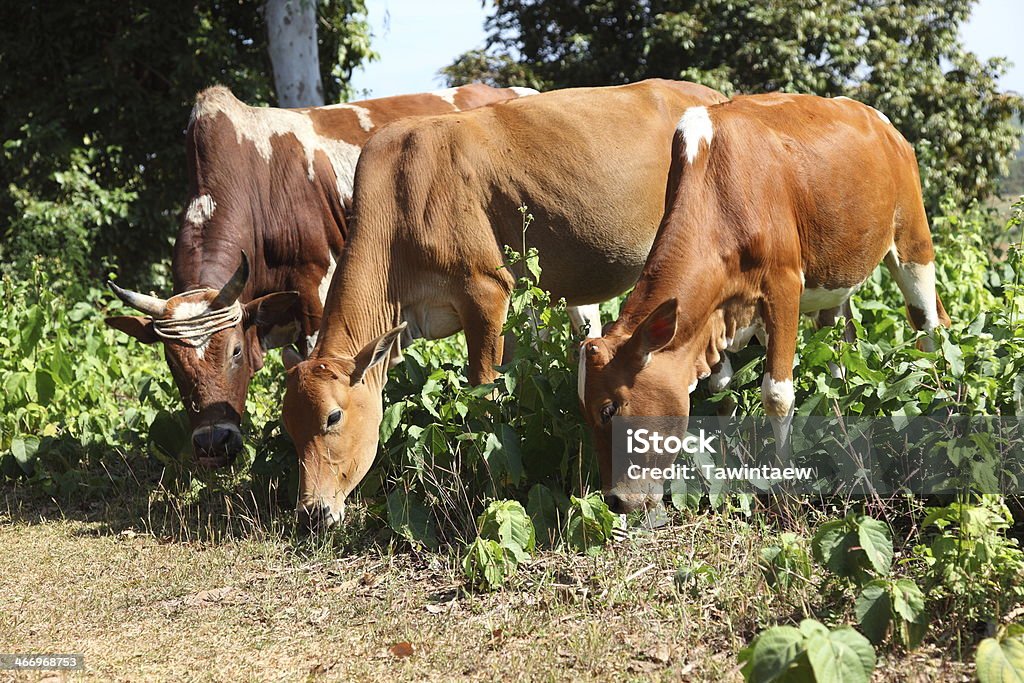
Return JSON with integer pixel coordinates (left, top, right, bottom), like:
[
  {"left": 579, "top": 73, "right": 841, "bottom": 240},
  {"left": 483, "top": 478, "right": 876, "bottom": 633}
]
[
  {"left": 107, "top": 281, "right": 168, "bottom": 318},
  {"left": 213, "top": 252, "right": 249, "bottom": 308}
]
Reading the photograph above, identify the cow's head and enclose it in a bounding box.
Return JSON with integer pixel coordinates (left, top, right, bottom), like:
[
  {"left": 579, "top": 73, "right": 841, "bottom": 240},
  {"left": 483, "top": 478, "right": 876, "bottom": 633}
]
[
  {"left": 580, "top": 298, "right": 708, "bottom": 514},
  {"left": 282, "top": 323, "right": 406, "bottom": 530},
  {"left": 105, "top": 254, "right": 302, "bottom": 467}
]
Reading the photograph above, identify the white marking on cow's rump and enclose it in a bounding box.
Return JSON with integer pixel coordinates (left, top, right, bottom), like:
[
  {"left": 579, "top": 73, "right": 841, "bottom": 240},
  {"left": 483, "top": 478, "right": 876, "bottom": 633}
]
[
  {"left": 677, "top": 106, "right": 714, "bottom": 164},
  {"left": 323, "top": 103, "right": 374, "bottom": 131},
  {"left": 185, "top": 194, "right": 216, "bottom": 226},
  {"left": 431, "top": 87, "right": 459, "bottom": 106},
  {"left": 510, "top": 87, "right": 539, "bottom": 97},
  {"left": 577, "top": 345, "right": 588, "bottom": 404},
  {"left": 318, "top": 253, "right": 337, "bottom": 306}
]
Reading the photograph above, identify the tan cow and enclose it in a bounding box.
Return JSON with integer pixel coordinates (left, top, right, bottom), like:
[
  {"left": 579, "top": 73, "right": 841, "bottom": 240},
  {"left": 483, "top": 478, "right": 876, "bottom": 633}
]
[
  {"left": 281, "top": 79, "right": 728, "bottom": 528},
  {"left": 579, "top": 93, "right": 951, "bottom": 513},
  {"left": 105, "top": 83, "right": 533, "bottom": 468}
]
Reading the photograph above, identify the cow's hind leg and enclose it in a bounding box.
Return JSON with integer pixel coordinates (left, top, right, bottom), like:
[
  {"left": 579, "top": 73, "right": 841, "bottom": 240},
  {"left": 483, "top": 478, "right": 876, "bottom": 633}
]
[
  {"left": 883, "top": 232, "right": 951, "bottom": 352},
  {"left": 762, "top": 269, "right": 802, "bottom": 455}
]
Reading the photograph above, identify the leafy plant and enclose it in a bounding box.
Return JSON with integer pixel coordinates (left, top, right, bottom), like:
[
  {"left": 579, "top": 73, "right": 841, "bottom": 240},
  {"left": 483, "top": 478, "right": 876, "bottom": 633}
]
[
  {"left": 761, "top": 533, "right": 813, "bottom": 591},
  {"left": 738, "top": 618, "right": 876, "bottom": 683},
  {"left": 565, "top": 493, "right": 619, "bottom": 556},
  {"left": 812, "top": 514, "right": 894, "bottom": 585},
  {"left": 462, "top": 499, "right": 536, "bottom": 590},
  {"left": 854, "top": 578, "right": 927, "bottom": 648}
]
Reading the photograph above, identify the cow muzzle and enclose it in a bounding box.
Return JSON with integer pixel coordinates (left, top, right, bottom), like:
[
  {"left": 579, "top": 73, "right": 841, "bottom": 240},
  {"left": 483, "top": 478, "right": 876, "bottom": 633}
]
[
  {"left": 191, "top": 423, "right": 243, "bottom": 468},
  {"left": 296, "top": 499, "right": 344, "bottom": 532}
]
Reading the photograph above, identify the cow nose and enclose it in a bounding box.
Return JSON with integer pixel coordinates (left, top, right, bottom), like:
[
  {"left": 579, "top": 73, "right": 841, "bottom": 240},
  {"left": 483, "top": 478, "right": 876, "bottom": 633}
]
[
  {"left": 296, "top": 501, "right": 342, "bottom": 532},
  {"left": 604, "top": 493, "right": 625, "bottom": 514},
  {"left": 192, "top": 425, "right": 243, "bottom": 466}
]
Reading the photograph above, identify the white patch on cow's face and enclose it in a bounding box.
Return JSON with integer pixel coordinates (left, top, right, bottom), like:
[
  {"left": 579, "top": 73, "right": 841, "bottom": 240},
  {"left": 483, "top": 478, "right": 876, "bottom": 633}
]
[
  {"left": 185, "top": 194, "right": 216, "bottom": 226},
  {"left": 172, "top": 300, "right": 210, "bottom": 320},
  {"left": 431, "top": 87, "right": 459, "bottom": 107},
  {"left": 510, "top": 87, "right": 539, "bottom": 98},
  {"left": 799, "top": 282, "right": 862, "bottom": 314},
  {"left": 205, "top": 93, "right": 362, "bottom": 202},
  {"left": 577, "top": 345, "right": 588, "bottom": 404},
  {"left": 677, "top": 106, "right": 714, "bottom": 164},
  {"left": 324, "top": 103, "right": 374, "bottom": 132},
  {"left": 318, "top": 253, "right": 337, "bottom": 306}
]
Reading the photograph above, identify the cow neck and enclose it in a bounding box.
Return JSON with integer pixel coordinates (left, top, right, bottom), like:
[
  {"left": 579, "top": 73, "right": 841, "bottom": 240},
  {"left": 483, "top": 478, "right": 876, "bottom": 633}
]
[
  {"left": 313, "top": 222, "right": 400, "bottom": 363},
  {"left": 614, "top": 194, "right": 728, "bottom": 353}
]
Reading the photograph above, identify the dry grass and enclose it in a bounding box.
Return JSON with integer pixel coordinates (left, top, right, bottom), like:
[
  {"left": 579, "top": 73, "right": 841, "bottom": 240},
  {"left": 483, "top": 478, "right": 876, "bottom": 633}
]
[{"left": 0, "top": 485, "right": 972, "bottom": 682}]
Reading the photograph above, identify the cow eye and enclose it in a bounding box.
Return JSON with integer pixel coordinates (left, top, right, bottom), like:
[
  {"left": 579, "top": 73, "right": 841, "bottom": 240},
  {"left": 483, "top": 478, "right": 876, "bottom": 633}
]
[
  {"left": 232, "top": 344, "right": 242, "bottom": 358},
  {"left": 600, "top": 401, "right": 619, "bottom": 424},
  {"left": 326, "top": 408, "right": 342, "bottom": 429}
]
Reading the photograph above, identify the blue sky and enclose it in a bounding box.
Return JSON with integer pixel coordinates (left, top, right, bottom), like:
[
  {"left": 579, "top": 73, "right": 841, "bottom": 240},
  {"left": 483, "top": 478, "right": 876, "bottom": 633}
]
[{"left": 349, "top": 0, "right": 1024, "bottom": 99}]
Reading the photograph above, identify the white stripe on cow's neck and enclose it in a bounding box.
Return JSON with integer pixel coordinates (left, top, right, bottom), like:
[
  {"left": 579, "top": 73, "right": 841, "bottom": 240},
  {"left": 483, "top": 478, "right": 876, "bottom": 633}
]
[
  {"left": 185, "top": 194, "right": 216, "bottom": 226},
  {"left": 193, "top": 88, "right": 362, "bottom": 203},
  {"left": 324, "top": 103, "right": 374, "bottom": 132},
  {"left": 678, "top": 106, "right": 714, "bottom": 164},
  {"left": 577, "top": 346, "right": 588, "bottom": 404}
]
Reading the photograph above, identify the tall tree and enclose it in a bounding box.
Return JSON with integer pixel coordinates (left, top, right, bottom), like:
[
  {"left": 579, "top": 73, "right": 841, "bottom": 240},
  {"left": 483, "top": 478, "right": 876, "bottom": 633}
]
[
  {"left": 444, "top": 0, "right": 1021, "bottom": 211},
  {"left": 265, "top": 0, "right": 325, "bottom": 107}
]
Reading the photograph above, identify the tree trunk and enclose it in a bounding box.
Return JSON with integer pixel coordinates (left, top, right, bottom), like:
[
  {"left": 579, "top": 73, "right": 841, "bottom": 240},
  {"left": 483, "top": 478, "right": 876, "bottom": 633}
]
[{"left": 264, "top": 0, "right": 325, "bottom": 107}]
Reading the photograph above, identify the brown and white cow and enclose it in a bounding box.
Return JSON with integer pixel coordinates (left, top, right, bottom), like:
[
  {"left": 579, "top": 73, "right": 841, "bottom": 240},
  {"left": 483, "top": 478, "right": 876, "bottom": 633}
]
[
  {"left": 578, "top": 93, "right": 952, "bottom": 513},
  {"left": 280, "top": 79, "right": 728, "bottom": 528},
  {"left": 105, "top": 83, "right": 535, "bottom": 467}
]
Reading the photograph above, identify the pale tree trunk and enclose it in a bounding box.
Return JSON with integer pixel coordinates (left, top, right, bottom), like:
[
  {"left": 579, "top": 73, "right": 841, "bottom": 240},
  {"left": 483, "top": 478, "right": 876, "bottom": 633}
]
[{"left": 264, "top": 0, "right": 325, "bottom": 107}]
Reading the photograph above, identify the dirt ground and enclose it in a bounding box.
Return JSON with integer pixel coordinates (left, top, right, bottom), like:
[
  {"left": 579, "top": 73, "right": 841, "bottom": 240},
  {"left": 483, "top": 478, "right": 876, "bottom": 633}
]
[{"left": 0, "top": 488, "right": 972, "bottom": 682}]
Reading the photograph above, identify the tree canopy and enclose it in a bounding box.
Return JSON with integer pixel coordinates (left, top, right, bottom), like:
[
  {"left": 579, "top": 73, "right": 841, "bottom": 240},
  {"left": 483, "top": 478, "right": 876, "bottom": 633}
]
[{"left": 444, "top": 0, "right": 1022, "bottom": 212}]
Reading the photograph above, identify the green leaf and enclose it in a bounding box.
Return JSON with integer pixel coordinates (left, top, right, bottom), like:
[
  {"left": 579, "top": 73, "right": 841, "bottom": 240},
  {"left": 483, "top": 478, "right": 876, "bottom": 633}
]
[
  {"left": 10, "top": 436, "right": 40, "bottom": 475},
  {"left": 855, "top": 581, "right": 892, "bottom": 645},
  {"left": 33, "top": 369, "right": 56, "bottom": 406},
  {"left": 477, "top": 499, "right": 535, "bottom": 562},
  {"left": 462, "top": 537, "right": 508, "bottom": 590},
  {"left": 386, "top": 490, "right": 438, "bottom": 548},
  {"left": 379, "top": 400, "right": 405, "bottom": 442},
  {"left": 891, "top": 579, "right": 926, "bottom": 624},
  {"left": 857, "top": 516, "right": 893, "bottom": 576},
  {"left": 738, "top": 625, "right": 806, "bottom": 683},
  {"left": 527, "top": 484, "right": 561, "bottom": 547},
  {"left": 19, "top": 304, "right": 44, "bottom": 354},
  {"left": 805, "top": 626, "right": 876, "bottom": 683},
  {"left": 976, "top": 630, "right": 1024, "bottom": 683}
]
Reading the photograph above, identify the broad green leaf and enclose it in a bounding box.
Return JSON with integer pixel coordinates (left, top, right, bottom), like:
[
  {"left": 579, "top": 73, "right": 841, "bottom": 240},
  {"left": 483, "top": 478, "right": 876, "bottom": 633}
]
[
  {"left": 805, "top": 627, "right": 876, "bottom": 683},
  {"left": 527, "top": 484, "right": 561, "bottom": 547},
  {"left": 857, "top": 516, "right": 894, "bottom": 576},
  {"left": 739, "top": 625, "right": 806, "bottom": 683},
  {"left": 976, "top": 631, "right": 1024, "bottom": 683},
  {"left": 854, "top": 581, "right": 892, "bottom": 645}
]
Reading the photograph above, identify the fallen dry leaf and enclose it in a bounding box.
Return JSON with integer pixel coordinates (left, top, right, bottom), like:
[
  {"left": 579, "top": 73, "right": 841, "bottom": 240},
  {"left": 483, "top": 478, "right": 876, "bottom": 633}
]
[{"left": 389, "top": 641, "right": 415, "bottom": 659}]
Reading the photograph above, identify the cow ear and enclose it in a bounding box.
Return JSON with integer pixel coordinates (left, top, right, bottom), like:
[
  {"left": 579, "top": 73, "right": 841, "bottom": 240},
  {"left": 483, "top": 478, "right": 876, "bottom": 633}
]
[
  {"left": 351, "top": 323, "right": 408, "bottom": 385},
  {"left": 628, "top": 298, "right": 678, "bottom": 363},
  {"left": 282, "top": 346, "right": 303, "bottom": 370},
  {"left": 245, "top": 291, "right": 302, "bottom": 350},
  {"left": 105, "top": 316, "right": 159, "bottom": 344}
]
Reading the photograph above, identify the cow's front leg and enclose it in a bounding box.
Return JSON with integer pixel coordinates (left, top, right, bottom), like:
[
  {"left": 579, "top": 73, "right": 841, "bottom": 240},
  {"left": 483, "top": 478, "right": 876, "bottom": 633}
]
[
  {"left": 460, "top": 275, "right": 512, "bottom": 385},
  {"left": 761, "top": 270, "right": 802, "bottom": 455}
]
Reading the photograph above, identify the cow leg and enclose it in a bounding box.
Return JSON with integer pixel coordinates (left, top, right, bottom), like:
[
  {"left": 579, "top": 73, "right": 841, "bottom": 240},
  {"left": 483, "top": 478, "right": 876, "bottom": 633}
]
[
  {"left": 567, "top": 304, "right": 602, "bottom": 338},
  {"left": 885, "top": 211, "right": 951, "bottom": 351},
  {"left": 461, "top": 276, "right": 512, "bottom": 385},
  {"left": 761, "top": 271, "right": 801, "bottom": 454},
  {"left": 815, "top": 301, "right": 855, "bottom": 379}
]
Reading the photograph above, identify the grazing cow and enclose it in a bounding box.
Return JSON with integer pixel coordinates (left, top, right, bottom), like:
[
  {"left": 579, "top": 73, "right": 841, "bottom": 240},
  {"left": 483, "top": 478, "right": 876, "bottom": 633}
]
[
  {"left": 578, "top": 93, "right": 951, "bottom": 513},
  {"left": 105, "top": 83, "right": 534, "bottom": 468},
  {"left": 280, "top": 79, "right": 728, "bottom": 528}
]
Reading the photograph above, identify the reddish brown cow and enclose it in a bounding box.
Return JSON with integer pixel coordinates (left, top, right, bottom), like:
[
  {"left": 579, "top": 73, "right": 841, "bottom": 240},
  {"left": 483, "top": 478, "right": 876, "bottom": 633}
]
[
  {"left": 579, "top": 93, "right": 951, "bottom": 513},
  {"left": 105, "top": 84, "right": 534, "bottom": 467},
  {"left": 280, "top": 79, "right": 728, "bottom": 528}
]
